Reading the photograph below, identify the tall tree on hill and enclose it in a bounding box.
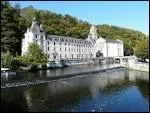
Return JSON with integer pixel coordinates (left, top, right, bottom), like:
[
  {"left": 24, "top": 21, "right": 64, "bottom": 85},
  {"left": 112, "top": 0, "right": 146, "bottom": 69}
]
[
  {"left": 1, "top": 1, "right": 28, "bottom": 55},
  {"left": 1, "top": 2, "right": 19, "bottom": 55}
]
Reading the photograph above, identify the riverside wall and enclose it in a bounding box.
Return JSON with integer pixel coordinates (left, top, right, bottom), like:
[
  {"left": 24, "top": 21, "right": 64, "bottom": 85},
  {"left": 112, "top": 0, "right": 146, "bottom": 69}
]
[{"left": 121, "top": 59, "right": 149, "bottom": 72}]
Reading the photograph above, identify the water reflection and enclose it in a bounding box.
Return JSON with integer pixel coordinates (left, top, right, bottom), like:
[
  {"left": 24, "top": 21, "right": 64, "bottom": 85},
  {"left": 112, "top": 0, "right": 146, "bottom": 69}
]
[
  {"left": 1, "top": 64, "right": 121, "bottom": 83},
  {"left": 1, "top": 69, "right": 149, "bottom": 112},
  {"left": 1, "top": 88, "right": 28, "bottom": 112}
]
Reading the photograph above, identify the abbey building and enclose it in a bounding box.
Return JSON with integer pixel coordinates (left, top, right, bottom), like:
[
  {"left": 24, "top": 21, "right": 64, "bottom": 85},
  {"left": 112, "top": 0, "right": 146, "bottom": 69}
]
[{"left": 22, "top": 17, "right": 124, "bottom": 61}]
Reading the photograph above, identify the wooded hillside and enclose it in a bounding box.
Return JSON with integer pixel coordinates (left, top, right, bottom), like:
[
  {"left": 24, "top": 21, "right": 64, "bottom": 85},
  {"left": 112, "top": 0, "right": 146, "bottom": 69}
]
[{"left": 1, "top": 1, "right": 149, "bottom": 58}]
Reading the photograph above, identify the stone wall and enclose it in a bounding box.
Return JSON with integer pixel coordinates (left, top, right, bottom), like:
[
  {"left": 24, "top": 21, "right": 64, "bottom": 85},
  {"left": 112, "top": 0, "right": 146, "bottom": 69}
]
[{"left": 121, "top": 59, "right": 149, "bottom": 72}]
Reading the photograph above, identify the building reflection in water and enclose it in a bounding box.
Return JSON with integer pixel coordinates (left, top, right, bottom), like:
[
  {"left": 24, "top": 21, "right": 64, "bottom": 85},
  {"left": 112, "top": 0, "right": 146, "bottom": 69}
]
[{"left": 1, "top": 68, "right": 149, "bottom": 112}]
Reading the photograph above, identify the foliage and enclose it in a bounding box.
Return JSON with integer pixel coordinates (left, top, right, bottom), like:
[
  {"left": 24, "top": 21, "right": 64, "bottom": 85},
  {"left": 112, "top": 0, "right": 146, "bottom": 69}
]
[
  {"left": 124, "top": 43, "right": 133, "bottom": 56},
  {"left": 1, "top": 51, "right": 13, "bottom": 68},
  {"left": 15, "top": 55, "right": 28, "bottom": 66},
  {"left": 1, "top": 2, "right": 148, "bottom": 58},
  {"left": 1, "top": 52, "right": 22, "bottom": 70},
  {"left": 134, "top": 39, "right": 149, "bottom": 60},
  {"left": 19, "top": 4, "right": 148, "bottom": 56},
  {"left": 1, "top": 1, "right": 26, "bottom": 55},
  {"left": 24, "top": 42, "right": 48, "bottom": 65},
  {"left": 10, "top": 59, "right": 20, "bottom": 70}
]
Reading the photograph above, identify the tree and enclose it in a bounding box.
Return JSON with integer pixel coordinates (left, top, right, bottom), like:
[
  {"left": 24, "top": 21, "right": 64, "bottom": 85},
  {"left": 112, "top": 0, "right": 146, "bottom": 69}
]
[
  {"left": 134, "top": 39, "right": 149, "bottom": 61},
  {"left": 1, "top": 3, "right": 148, "bottom": 57},
  {"left": 24, "top": 42, "right": 48, "bottom": 65},
  {"left": 124, "top": 43, "right": 133, "bottom": 56},
  {"left": 1, "top": 51, "right": 13, "bottom": 68},
  {"left": 1, "top": 1, "right": 23, "bottom": 55}
]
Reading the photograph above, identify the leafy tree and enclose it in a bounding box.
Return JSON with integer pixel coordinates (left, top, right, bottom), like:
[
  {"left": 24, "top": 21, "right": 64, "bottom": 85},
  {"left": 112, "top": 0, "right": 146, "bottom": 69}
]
[
  {"left": 1, "top": 3, "right": 148, "bottom": 58},
  {"left": 1, "top": 51, "right": 13, "bottom": 68},
  {"left": 124, "top": 43, "right": 133, "bottom": 56},
  {"left": 1, "top": 1, "right": 23, "bottom": 55},
  {"left": 24, "top": 42, "right": 48, "bottom": 65},
  {"left": 134, "top": 39, "right": 149, "bottom": 60}
]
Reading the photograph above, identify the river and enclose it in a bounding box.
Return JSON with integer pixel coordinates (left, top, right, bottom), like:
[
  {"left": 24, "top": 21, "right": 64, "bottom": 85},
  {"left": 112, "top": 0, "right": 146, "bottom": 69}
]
[{"left": 1, "top": 64, "right": 149, "bottom": 112}]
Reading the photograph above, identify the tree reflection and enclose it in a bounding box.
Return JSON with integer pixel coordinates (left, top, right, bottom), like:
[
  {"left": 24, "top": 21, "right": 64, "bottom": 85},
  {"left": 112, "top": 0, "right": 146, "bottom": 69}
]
[
  {"left": 136, "top": 80, "right": 149, "bottom": 100},
  {"left": 1, "top": 88, "right": 28, "bottom": 112}
]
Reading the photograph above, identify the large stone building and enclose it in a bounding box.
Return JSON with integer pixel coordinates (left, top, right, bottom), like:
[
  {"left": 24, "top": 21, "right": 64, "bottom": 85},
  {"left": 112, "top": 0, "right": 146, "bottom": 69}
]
[{"left": 22, "top": 17, "right": 124, "bottom": 61}]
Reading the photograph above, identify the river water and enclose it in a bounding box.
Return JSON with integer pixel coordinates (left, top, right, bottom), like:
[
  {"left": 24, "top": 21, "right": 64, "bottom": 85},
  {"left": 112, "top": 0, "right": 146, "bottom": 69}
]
[{"left": 1, "top": 64, "right": 149, "bottom": 112}]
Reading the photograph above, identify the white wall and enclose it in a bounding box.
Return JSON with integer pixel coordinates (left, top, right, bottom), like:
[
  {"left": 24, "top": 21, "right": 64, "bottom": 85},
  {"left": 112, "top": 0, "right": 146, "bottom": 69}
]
[
  {"left": 46, "top": 39, "right": 93, "bottom": 61},
  {"left": 22, "top": 21, "right": 124, "bottom": 61}
]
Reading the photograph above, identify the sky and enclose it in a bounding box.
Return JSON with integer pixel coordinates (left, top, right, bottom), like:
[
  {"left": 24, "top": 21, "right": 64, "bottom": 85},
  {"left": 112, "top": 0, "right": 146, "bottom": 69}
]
[{"left": 10, "top": 1, "right": 149, "bottom": 35}]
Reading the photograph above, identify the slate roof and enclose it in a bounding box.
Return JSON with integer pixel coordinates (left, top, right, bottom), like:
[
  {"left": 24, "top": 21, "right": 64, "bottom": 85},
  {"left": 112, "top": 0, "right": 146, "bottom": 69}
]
[{"left": 47, "top": 35, "right": 92, "bottom": 45}]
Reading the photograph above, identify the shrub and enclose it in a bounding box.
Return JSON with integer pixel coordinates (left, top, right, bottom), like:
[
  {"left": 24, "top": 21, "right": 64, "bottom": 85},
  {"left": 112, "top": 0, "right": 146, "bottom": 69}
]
[
  {"left": 1, "top": 51, "right": 13, "bottom": 68},
  {"left": 10, "top": 59, "right": 20, "bottom": 70},
  {"left": 24, "top": 42, "right": 48, "bottom": 65},
  {"left": 29, "top": 65, "right": 38, "bottom": 72}
]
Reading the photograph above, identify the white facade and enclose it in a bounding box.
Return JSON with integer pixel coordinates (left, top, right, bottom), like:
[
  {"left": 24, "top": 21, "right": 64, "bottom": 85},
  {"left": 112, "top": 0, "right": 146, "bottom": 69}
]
[
  {"left": 22, "top": 17, "right": 124, "bottom": 61},
  {"left": 95, "top": 37, "right": 124, "bottom": 57}
]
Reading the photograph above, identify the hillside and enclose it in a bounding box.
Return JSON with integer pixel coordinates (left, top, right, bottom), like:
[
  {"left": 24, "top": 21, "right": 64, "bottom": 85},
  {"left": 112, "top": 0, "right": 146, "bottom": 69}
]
[
  {"left": 1, "top": 2, "right": 148, "bottom": 57},
  {"left": 20, "top": 5, "right": 147, "bottom": 56}
]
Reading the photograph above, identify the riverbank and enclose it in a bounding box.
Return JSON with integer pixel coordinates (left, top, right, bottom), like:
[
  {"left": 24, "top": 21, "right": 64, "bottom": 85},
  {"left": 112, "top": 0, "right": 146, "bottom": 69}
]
[{"left": 1, "top": 66, "right": 126, "bottom": 88}]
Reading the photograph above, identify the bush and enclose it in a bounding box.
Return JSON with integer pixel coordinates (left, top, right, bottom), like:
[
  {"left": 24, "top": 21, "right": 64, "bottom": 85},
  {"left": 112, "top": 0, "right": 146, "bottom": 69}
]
[
  {"left": 15, "top": 55, "right": 28, "bottom": 66},
  {"left": 10, "top": 59, "right": 20, "bottom": 70},
  {"left": 29, "top": 65, "right": 38, "bottom": 72},
  {"left": 1, "top": 51, "right": 13, "bottom": 68},
  {"left": 25, "top": 42, "right": 48, "bottom": 65}
]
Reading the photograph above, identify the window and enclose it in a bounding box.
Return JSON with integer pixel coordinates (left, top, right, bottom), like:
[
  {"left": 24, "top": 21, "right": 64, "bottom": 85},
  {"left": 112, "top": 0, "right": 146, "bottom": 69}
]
[
  {"left": 48, "top": 47, "right": 49, "bottom": 51},
  {"left": 54, "top": 42, "right": 55, "bottom": 46},
  {"left": 72, "top": 54, "right": 73, "bottom": 59},
  {"left": 48, "top": 42, "right": 49, "bottom": 45},
  {"left": 65, "top": 54, "right": 67, "bottom": 58},
  {"left": 35, "top": 35, "right": 37, "bottom": 38},
  {"left": 54, "top": 47, "right": 55, "bottom": 51},
  {"left": 65, "top": 48, "right": 66, "bottom": 51},
  {"left": 41, "top": 41, "right": 43, "bottom": 45},
  {"left": 41, "top": 35, "right": 43, "bottom": 39},
  {"left": 65, "top": 43, "right": 66, "bottom": 46},
  {"left": 60, "top": 42, "right": 61, "bottom": 45},
  {"left": 60, "top": 48, "right": 61, "bottom": 51}
]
